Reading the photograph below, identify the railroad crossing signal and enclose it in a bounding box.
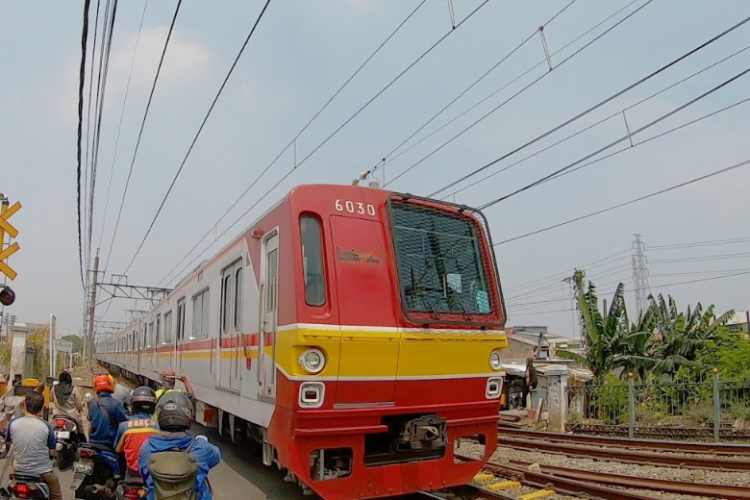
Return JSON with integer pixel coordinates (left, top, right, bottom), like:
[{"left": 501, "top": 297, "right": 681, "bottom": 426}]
[
  {"left": 0, "top": 198, "right": 21, "bottom": 281},
  {"left": 0, "top": 287, "right": 15, "bottom": 306}
]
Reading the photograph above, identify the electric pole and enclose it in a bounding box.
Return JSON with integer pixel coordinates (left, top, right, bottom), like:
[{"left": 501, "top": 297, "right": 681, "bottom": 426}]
[
  {"left": 86, "top": 251, "right": 99, "bottom": 362},
  {"left": 632, "top": 234, "right": 651, "bottom": 318}
]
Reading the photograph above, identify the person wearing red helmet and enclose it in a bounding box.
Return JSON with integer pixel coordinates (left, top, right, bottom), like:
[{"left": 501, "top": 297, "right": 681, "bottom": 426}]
[{"left": 88, "top": 374, "right": 128, "bottom": 447}]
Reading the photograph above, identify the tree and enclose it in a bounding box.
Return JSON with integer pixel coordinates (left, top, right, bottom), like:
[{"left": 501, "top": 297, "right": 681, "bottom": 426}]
[
  {"left": 558, "top": 270, "right": 650, "bottom": 380},
  {"left": 643, "top": 294, "right": 734, "bottom": 379}
]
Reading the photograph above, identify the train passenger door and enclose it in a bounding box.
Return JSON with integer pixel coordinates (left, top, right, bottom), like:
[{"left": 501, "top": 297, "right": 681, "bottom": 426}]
[
  {"left": 330, "top": 216, "right": 399, "bottom": 404},
  {"left": 219, "top": 260, "right": 243, "bottom": 391},
  {"left": 259, "top": 233, "right": 279, "bottom": 399}
]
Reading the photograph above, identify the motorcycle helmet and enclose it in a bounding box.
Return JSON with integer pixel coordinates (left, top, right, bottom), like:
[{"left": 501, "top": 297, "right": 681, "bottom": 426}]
[
  {"left": 156, "top": 391, "right": 193, "bottom": 431},
  {"left": 94, "top": 374, "right": 115, "bottom": 395},
  {"left": 131, "top": 386, "right": 157, "bottom": 415}
]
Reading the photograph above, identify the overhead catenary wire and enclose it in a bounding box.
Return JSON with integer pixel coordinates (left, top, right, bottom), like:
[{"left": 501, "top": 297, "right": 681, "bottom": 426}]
[
  {"left": 104, "top": 0, "right": 184, "bottom": 272},
  {"left": 98, "top": 0, "right": 150, "bottom": 250},
  {"left": 493, "top": 157, "right": 750, "bottom": 246},
  {"left": 387, "top": 0, "right": 657, "bottom": 188},
  {"left": 441, "top": 41, "right": 750, "bottom": 201},
  {"left": 424, "top": 11, "right": 750, "bottom": 198},
  {"left": 76, "top": 0, "right": 93, "bottom": 288},
  {"left": 152, "top": 0, "right": 427, "bottom": 287},
  {"left": 374, "top": 0, "right": 579, "bottom": 170},
  {"left": 156, "top": 1, "right": 492, "bottom": 287},
  {"left": 122, "top": 0, "right": 273, "bottom": 274},
  {"left": 387, "top": 0, "right": 642, "bottom": 174},
  {"left": 480, "top": 65, "right": 750, "bottom": 209}
]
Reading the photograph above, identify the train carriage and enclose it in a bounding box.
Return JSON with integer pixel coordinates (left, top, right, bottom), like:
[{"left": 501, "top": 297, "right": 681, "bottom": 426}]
[{"left": 98, "top": 184, "right": 508, "bottom": 500}]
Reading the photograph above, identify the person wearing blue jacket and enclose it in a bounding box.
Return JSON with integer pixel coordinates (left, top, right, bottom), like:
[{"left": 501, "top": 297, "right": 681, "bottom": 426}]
[
  {"left": 88, "top": 374, "right": 129, "bottom": 447},
  {"left": 139, "top": 392, "right": 221, "bottom": 500}
]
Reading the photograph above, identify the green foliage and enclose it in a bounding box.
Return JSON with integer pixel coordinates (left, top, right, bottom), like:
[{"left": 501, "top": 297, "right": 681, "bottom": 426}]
[
  {"left": 62, "top": 335, "right": 84, "bottom": 355},
  {"left": 696, "top": 329, "right": 750, "bottom": 379},
  {"left": 569, "top": 269, "right": 739, "bottom": 381},
  {"left": 572, "top": 271, "right": 650, "bottom": 380}
]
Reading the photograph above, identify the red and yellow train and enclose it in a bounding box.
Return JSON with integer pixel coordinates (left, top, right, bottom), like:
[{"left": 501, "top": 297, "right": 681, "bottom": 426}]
[{"left": 98, "top": 184, "right": 508, "bottom": 499}]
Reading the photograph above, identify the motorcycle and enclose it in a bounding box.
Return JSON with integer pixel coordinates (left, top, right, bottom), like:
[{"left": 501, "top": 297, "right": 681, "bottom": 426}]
[
  {"left": 0, "top": 474, "right": 49, "bottom": 500},
  {"left": 52, "top": 414, "right": 80, "bottom": 471},
  {"left": 114, "top": 476, "right": 147, "bottom": 500},
  {"left": 72, "top": 443, "right": 123, "bottom": 500}
]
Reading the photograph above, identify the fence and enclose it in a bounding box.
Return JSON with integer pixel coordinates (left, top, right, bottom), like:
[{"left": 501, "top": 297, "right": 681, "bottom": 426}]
[{"left": 566, "top": 373, "right": 750, "bottom": 440}]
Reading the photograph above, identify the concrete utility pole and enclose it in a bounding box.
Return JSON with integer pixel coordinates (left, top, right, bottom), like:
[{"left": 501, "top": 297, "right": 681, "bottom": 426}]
[{"left": 86, "top": 252, "right": 99, "bottom": 362}]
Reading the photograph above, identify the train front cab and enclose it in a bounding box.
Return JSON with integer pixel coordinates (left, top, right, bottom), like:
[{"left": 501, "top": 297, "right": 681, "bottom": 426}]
[{"left": 268, "top": 187, "right": 507, "bottom": 500}]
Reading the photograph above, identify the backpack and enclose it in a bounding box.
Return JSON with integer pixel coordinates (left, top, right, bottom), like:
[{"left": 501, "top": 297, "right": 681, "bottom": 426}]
[{"left": 147, "top": 438, "right": 199, "bottom": 500}]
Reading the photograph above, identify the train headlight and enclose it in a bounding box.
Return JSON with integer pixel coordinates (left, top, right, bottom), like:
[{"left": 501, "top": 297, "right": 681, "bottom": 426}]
[
  {"left": 299, "top": 349, "right": 326, "bottom": 374},
  {"left": 489, "top": 350, "right": 503, "bottom": 371}
]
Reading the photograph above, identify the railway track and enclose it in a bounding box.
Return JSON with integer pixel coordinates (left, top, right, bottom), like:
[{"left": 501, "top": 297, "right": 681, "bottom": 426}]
[
  {"left": 499, "top": 426, "right": 750, "bottom": 455},
  {"left": 509, "top": 460, "right": 750, "bottom": 500},
  {"left": 496, "top": 435, "right": 750, "bottom": 470},
  {"left": 438, "top": 456, "right": 661, "bottom": 500}
]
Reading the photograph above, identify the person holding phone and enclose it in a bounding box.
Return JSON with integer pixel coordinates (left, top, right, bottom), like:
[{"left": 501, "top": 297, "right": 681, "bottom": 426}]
[{"left": 156, "top": 369, "right": 195, "bottom": 402}]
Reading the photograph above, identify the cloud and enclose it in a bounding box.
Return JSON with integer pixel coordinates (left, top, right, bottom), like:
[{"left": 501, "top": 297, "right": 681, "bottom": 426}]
[{"left": 110, "top": 26, "right": 210, "bottom": 91}]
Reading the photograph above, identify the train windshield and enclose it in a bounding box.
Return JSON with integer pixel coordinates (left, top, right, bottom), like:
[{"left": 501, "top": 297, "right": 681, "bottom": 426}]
[{"left": 390, "top": 200, "right": 494, "bottom": 319}]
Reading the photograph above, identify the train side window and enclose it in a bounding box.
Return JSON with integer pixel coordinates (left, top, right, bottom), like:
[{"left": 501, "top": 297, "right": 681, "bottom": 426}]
[
  {"left": 148, "top": 322, "right": 154, "bottom": 347},
  {"left": 234, "top": 268, "right": 242, "bottom": 330},
  {"left": 221, "top": 274, "right": 233, "bottom": 333},
  {"left": 156, "top": 314, "right": 162, "bottom": 345},
  {"left": 164, "top": 311, "right": 173, "bottom": 344},
  {"left": 177, "top": 298, "right": 186, "bottom": 342},
  {"left": 300, "top": 216, "right": 326, "bottom": 306},
  {"left": 192, "top": 289, "right": 210, "bottom": 339}
]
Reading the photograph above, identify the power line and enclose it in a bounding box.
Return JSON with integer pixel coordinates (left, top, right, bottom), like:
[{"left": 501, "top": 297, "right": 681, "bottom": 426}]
[
  {"left": 426, "top": 10, "right": 750, "bottom": 199},
  {"left": 503, "top": 249, "right": 631, "bottom": 293},
  {"left": 494, "top": 157, "right": 750, "bottom": 246},
  {"left": 388, "top": 0, "right": 656, "bottom": 188},
  {"left": 650, "top": 251, "right": 750, "bottom": 263},
  {"left": 480, "top": 64, "right": 750, "bottom": 208},
  {"left": 375, "top": 0, "right": 579, "bottom": 170},
  {"left": 151, "top": 0, "right": 427, "bottom": 288},
  {"left": 98, "top": 0, "right": 150, "bottom": 250},
  {"left": 123, "top": 0, "right": 272, "bottom": 274},
  {"left": 387, "top": 0, "right": 642, "bottom": 180},
  {"left": 104, "top": 0, "right": 184, "bottom": 271},
  {"left": 651, "top": 267, "right": 750, "bottom": 277},
  {"left": 83, "top": 0, "right": 103, "bottom": 275},
  {"left": 442, "top": 41, "right": 750, "bottom": 201},
  {"left": 293, "top": 0, "right": 491, "bottom": 173},
  {"left": 88, "top": 0, "right": 119, "bottom": 270},
  {"left": 156, "top": 1, "right": 491, "bottom": 287},
  {"left": 648, "top": 235, "right": 750, "bottom": 250},
  {"left": 76, "top": 0, "right": 93, "bottom": 288}
]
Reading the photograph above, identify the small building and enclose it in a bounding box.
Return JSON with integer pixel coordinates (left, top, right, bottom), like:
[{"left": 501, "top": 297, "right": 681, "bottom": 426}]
[{"left": 726, "top": 311, "right": 749, "bottom": 335}]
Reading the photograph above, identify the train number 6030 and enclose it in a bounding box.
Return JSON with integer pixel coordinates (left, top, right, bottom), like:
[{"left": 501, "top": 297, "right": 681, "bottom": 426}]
[{"left": 335, "top": 199, "right": 376, "bottom": 216}]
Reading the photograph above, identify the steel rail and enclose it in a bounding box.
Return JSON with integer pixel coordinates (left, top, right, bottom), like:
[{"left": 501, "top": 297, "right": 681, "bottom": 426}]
[
  {"left": 497, "top": 436, "right": 750, "bottom": 471},
  {"left": 455, "top": 456, "right": 660, "bottom": 500},
  {"left": 510, "top": 460, "right": 750, "bottom": 500},
  {"left": 499, "top": 426, "right": 750, "bottom": 454}
]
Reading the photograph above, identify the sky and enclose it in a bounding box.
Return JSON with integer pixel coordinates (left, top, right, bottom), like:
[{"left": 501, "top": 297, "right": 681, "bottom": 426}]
[{"left": 1, "top": 0, "right": 749, "bottom": 341}]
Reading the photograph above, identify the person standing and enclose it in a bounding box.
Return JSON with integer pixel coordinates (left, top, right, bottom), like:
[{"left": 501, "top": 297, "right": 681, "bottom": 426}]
[
  {"left": 6, "top": 393, "right": 63, "bottom": 500},
  {"left": 155, "top": 369, "right": 195, "bottom": 401},
  {"left": 108, "top": 366, "right": 133, "bottom": 412}
]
